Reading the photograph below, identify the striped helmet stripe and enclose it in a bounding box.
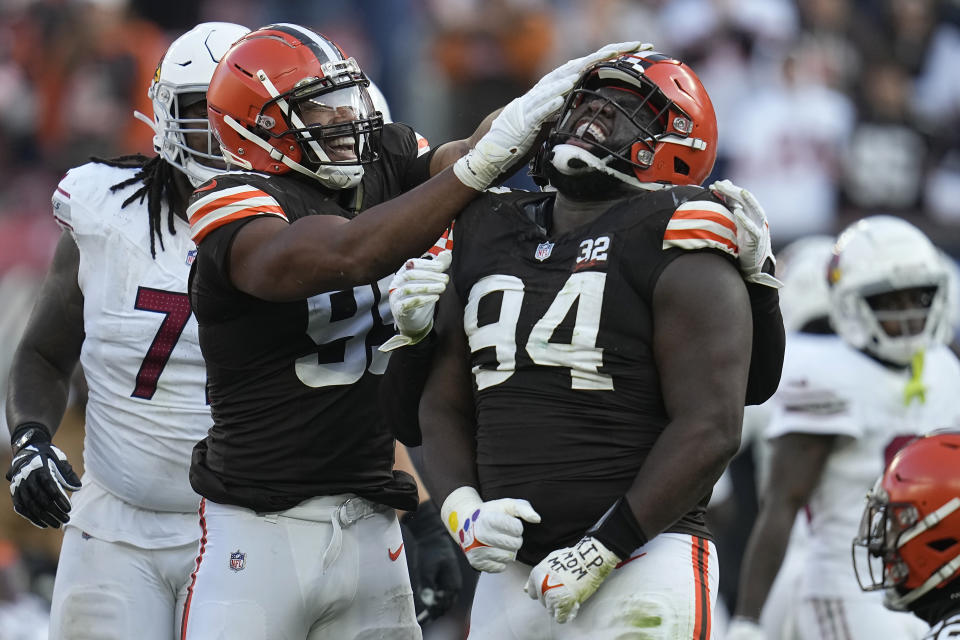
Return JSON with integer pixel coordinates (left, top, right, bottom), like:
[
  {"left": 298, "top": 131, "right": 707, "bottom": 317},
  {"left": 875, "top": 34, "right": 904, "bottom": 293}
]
[{"left": 266, "top": 23, "right": 344, "bottom": 64}]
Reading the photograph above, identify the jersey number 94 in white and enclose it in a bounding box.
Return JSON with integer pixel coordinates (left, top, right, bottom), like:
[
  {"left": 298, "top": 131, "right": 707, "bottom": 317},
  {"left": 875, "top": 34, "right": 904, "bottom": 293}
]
[{"left": 465, "top": 272, "right": 613, "bottom": 391}]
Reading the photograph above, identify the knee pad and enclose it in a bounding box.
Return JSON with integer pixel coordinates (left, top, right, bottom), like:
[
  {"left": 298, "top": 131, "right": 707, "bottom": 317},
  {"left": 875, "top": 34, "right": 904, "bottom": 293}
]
[{"left": 53, "top": 588, "right": 127, "bottom": 640}]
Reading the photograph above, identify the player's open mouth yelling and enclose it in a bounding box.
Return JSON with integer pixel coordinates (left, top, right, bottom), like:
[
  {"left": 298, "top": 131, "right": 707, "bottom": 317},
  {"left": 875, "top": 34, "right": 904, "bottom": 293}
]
[
  {"left": 568, "top": 117, "right": 608, "bottom": 149},
  {"left": 326, "top": 135, "right": 358, "bottom": 161}
]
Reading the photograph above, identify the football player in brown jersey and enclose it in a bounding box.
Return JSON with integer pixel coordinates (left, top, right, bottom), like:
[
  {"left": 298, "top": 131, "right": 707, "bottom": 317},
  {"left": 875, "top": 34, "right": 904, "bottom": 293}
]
[
  {"left": 406, "top": 50, "right": 785, "bottom": 639},
  {"left": 180, "top": 23, "right": 646, "bottom": 640}
]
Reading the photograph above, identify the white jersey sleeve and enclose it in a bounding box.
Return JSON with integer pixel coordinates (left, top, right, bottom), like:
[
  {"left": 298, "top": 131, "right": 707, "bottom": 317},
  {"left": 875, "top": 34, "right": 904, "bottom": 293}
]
[
  {"left": 52, "top": 163, "right": 209, "bottom": 546},
  {"left": 765, "top": 334, "right": 862, "bottom": 440}
]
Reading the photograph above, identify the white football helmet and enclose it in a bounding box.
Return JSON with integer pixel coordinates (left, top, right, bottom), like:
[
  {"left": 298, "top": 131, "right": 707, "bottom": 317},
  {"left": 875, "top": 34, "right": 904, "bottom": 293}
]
[
  {"left": 828, "top": 216, "right": 951, "bottom": 365},
  {"left": 775, "top": 235, "right": 835, "bottom": 333},
  {"left": 136, "top": 22, "right": 250, "bottom": 186}
]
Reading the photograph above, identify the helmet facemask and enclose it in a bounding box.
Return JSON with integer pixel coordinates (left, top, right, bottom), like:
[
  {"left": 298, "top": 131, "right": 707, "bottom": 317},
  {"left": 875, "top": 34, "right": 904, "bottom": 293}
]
[
  {"left": 837, "top": 280, "right": 948, "bottom": 366},
  {"left": 257, "top": 57, "right": 383, "bottom": 188},
  {"left": 532, "top": 54, "right": 713, "bottom": 192},
  {"left": 853, "top": 484, "right": 917, "bottom": 597},
  {"left": 150, "top": 86, "right": 226, "bottom": 187},
  {"left": 538, "top": 75, "right": 671, "bottom": 195}
]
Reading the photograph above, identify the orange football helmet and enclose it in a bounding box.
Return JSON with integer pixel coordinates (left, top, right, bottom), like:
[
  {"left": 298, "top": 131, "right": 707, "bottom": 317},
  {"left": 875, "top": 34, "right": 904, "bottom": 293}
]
[
  {"left": 853, "top": 430, "right": 960, "bottom": 611},
  {"left": 534, "top": 51, "right": 717, "bottom": 190},
  {"left": 206, "top": 23, "right": 382, "bottom": 189}
]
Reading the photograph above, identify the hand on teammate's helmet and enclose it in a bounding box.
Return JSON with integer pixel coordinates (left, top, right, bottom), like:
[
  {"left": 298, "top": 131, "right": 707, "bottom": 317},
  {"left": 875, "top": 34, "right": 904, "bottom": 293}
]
[
  {"left": 380, "top": 250, "right": 451, "bottom": 352},
  {"left": 709, "top": 179, "right": 783, "bottom": 289},
  {"left": 454, "top": 41, "right": 653, "bottom": 191},
  {"left": 6, "top": 429, "right": 81, "bottom": 529},
  {"left": 440, "top": 486, "right": 541, "bottom": 573},
  {"left": 524, "top": 536, "right": 621, "bottom": 623},
  {"left": 400, "top": 500, "right": 462, "bottom": 625}
]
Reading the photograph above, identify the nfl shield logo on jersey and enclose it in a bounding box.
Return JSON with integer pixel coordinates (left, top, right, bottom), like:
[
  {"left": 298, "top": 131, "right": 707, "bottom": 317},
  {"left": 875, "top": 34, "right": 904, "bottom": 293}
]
[
  {"left": 535, "top": 241, "right": 555, "bottom": 262},
  {"left": 186, "top": 248, "right": 198, "bottom": 266},
  {"left": 229, "top": 550, "right": 246, "bottom": 571}
]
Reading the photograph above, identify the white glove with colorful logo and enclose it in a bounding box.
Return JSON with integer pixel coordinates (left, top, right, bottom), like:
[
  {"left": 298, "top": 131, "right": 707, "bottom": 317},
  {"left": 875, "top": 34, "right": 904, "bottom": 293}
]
[
  {"left": 440, "top": 486, "right": 541, "bottom": 572},
  {"left": 524, "top": 536, "right": 621, "bottom": 624},
  {"left": 380, "top": 250, "right": 452, "bottom": 352},
  {"left": 454, "top": 41, "right": 652, "bottom": 191},
  {"left": 710, "top": 179, "right": 783, "bottom": 289}
]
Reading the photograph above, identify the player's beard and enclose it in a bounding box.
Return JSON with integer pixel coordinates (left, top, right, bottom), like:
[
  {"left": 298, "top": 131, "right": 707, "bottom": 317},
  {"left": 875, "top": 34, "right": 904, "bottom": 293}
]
[{"left": 545, "top": 162, "right": 634, "bottom": 201}]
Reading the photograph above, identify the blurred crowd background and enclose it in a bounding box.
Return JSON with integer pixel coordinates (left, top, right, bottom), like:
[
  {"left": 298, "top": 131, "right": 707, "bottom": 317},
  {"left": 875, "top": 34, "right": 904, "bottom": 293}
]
[{"left": 0, "top": 0, "right": 959, "bottom": 637}]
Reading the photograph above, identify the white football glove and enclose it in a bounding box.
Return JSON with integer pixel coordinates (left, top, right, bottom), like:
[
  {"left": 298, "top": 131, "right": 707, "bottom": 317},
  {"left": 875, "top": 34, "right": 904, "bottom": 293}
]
[
  {"left": 440, "top": 486, "right": 541, "bottom": 573},
  {"left": 454, "top": 41, "right": 653, "bottom": 191},
  {"left": 380, "top": 250, "right": 452, "bottom": 352},
  {"left": 524, "top": 536, "right": 621, "bottom": 624},
  {"left": 710, "top": 179, "right": 783, "bottom": 289},
  {"left": 725, "top": 618, "right": 767, "bottom": 640}
]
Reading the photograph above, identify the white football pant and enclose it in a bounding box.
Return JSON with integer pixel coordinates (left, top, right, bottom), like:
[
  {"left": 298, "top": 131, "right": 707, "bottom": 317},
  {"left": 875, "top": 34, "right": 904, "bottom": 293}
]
[
  {"left": 181, "top": 495, "right": 421, "bottom": 640},
  {"left": 793, "top": 592, "right": 928, "bottom": 640},
  {"left": 469, "top": 533, "right": 719, "bottom": 639},
  {"left": 49, "top": 527, "right": 196, "bottom": 640}
]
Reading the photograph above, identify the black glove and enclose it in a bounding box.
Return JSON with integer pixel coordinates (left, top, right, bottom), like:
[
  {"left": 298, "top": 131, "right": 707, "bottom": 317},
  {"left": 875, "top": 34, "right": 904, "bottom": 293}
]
[
  {"left": 401, "top": 500, "right": 462, "bottom": 625},
  {"left": 6, "top": 424, "right": 81, "bottom": 528}
]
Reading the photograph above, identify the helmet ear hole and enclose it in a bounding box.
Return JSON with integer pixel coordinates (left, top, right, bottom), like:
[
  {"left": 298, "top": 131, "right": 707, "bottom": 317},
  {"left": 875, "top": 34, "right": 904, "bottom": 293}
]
[
  {"left": 674, "top": 156, "right": 690, "bottom": 176},
  {"left": 927, "top": 538, "right": 958, "bottom": 552}
]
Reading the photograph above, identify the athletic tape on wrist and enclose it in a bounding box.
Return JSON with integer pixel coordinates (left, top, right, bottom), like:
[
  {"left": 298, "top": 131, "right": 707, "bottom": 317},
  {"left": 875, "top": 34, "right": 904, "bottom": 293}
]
[{"left": 10, "top": 422, "right": 52, "bottom": 449}]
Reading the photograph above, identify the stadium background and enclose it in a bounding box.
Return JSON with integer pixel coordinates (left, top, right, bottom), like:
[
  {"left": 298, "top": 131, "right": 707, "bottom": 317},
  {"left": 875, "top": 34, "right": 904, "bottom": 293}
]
[{"left": 0, "top": 0, "right": 958, "bottom": 637}]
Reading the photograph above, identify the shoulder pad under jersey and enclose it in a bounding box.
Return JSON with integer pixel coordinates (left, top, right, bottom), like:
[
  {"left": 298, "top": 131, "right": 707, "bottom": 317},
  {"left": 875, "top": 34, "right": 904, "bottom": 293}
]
[
  {"left": 52, "top": 162, "right": 142, "bottom": 234},
  {"left": 661, "top": 189, "right": 738, "bottom": 258},
  {"left": 187, "top": 173, "right": 287, "bottom": 243}
]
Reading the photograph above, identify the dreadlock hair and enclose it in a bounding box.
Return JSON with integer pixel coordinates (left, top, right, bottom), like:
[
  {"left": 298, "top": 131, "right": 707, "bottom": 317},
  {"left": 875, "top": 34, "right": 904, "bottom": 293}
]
[{"left": 90, "top": 153, "right": 182, "bottom": 258}]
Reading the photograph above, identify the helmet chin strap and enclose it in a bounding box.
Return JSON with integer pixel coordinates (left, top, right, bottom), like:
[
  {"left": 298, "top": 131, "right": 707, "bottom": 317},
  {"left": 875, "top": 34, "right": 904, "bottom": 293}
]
[{"left": 549, "top": 143, "right": 666, "bottom": 192}]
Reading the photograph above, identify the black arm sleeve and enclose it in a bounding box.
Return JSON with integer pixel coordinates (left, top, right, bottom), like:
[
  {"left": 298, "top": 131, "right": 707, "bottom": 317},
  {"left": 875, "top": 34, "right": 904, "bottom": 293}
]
[
  {"left": 744, "top": 283, "right": 785, "bottom": 406},
  {"left": 379, "top": 332, "right": 438, "bottom": 447}
]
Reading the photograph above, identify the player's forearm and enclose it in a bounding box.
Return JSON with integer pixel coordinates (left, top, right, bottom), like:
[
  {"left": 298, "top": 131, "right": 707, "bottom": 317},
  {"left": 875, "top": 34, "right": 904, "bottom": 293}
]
[
  {"left": 419, "top": 403, "right": 479, "bottom": 502},
  {"left": 379, "top": 334, "right": 438, "bottom": 447},
  {"left": 300, "top": 169, "right": 477, "bottom": 292},
  {"left": 744, "top": 283, "right": 785, "bottom": 405},
  {"left": 5, "top": 347, "right": 73, "bottom": 439},
  {"left": 622, "top": 415, "right": 740, "bottom": 541},
  {"left": 733, "top": 500, "right": 800, "bottom": 621}
]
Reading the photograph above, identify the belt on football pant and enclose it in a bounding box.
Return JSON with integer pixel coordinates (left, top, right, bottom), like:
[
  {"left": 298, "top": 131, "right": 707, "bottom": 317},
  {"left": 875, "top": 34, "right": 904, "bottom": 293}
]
[{"left": 265, "top": 495, "right": 389, "bottom": 572}]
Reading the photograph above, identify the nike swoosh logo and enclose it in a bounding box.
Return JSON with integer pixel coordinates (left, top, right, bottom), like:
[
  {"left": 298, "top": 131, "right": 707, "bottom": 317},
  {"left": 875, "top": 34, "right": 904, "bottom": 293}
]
[
  {"left": 541, "top": 575, "right": 563, "bottom": 594},
  {"left": 195, "top": 179, "right": 218, "bottom": 193},
  {"left": 389, "top": 543, "right": 404, "bottom": 561}
]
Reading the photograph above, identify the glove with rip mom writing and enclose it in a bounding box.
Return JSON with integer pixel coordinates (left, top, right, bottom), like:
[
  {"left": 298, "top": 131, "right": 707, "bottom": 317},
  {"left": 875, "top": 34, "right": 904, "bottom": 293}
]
[
  {"left": 524, "top": 536, "right": 620, "bottom": 624},
  {"left": 524, "top": 497, "right": 648, "bottom": 623}
]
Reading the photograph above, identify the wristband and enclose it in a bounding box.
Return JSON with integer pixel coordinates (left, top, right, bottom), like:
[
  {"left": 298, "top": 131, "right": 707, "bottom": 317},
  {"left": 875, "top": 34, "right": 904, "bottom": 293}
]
[
  {"left": 586, "top": 497, "right": 648, "bottom": 559},
  {"left": 10, "top": 422, "right": 52, "bottom": 452}
]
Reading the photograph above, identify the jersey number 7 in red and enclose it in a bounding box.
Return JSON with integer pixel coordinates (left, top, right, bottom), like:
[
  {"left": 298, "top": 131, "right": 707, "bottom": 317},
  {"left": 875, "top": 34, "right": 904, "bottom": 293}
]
[{"left": 132, "top": 287, "right": 193, "bottom": 399}]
